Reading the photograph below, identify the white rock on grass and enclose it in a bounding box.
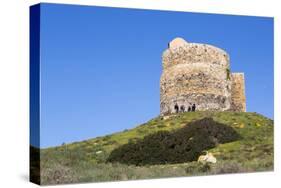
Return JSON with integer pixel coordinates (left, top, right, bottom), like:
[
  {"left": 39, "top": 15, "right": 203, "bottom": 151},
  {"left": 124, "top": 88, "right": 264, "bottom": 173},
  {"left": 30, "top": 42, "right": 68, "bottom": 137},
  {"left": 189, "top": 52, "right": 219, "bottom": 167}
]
[
  {"left": 197, "top": 151, "right": 217, "bottom": 164},
  {"left": 95, "top": 151, "right": 103, "bottom": 154}
]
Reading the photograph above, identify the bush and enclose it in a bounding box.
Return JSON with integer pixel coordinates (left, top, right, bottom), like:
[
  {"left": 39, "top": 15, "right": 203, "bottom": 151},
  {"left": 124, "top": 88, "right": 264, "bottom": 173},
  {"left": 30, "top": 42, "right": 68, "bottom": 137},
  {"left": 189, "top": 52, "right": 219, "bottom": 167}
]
[
  {"left": 157, "top": 124, "right": 166, "bottom": 128},
  {"left": 41, "top": 163, "right": 79, "bottom": 185},
  {"left": 211, "top": 161, "right": 246, "bottom": 174},
  {"left": 107, "top": 118, "right": 241, "bottom": 165},
  {"left": 103, "top": 140, "right": 117, "bottom": 146},
  {"left": 102, "top": 135, "right": 112, "bottom": 142},
  {"left": 185, "top": 162, "right": 211, "bottom": 174}
]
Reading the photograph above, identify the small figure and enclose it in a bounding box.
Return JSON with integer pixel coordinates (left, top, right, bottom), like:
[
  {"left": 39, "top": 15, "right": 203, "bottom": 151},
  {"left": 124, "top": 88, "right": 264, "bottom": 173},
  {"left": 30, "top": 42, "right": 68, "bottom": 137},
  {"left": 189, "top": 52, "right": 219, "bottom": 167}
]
[
  {"left": 192, "top": 104, "right": 196, "bottom": 112},
  {"left": 180, "top": 105, "right": 185, "bottom": 112},
  {"left": 174, "top": 104, "right": 179, "bottom": 113},
  {"left": 188, "top": 106, "right": 191, "bottom": 112}
]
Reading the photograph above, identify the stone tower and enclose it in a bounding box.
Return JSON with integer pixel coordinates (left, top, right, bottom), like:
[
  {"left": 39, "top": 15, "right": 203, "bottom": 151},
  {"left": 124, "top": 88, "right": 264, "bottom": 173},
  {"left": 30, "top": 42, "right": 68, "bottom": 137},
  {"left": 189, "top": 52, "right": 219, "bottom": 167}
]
[
  {"left": 230, "top": 73, "right": 246, "bottom": 112},
  {"left": 160, "top": 37, "right": 246, "bottom": 116}
]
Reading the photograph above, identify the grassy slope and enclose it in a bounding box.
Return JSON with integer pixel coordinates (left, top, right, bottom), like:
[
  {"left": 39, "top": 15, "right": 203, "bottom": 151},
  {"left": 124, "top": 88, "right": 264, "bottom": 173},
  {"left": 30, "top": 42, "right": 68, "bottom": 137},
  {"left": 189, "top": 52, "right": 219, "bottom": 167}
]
[{"left": 40, "top": 111, "right": 273, "bottom": 184}]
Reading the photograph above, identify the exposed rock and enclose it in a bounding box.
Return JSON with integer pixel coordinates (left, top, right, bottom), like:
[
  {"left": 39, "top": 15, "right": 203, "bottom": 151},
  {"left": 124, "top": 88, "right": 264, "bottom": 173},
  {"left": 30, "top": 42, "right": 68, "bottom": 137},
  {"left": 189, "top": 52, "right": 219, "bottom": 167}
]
[
  {"left": 197, "top": 151, "right": 217, "bottom": 164},
  {"left": 95, "top": 151, "right": 103, "bottom": 154}
]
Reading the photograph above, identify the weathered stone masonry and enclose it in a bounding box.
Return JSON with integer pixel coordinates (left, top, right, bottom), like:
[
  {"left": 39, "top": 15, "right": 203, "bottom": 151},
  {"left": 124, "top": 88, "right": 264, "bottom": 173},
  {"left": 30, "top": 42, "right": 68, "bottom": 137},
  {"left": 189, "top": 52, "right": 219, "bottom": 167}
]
[
  {"left": 230, "top": 73, "right": 246, "bottom": 112},
  {"left": 160, "top": 37, "right": 246, "bottom": 115}
]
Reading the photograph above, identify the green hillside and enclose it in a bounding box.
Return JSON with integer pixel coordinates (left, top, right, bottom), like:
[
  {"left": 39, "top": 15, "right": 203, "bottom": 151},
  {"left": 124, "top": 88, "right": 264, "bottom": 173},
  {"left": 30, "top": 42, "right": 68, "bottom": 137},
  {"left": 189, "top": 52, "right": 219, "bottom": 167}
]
[{"left": 37, "top": 111, "right": 273, "bottom": 185}]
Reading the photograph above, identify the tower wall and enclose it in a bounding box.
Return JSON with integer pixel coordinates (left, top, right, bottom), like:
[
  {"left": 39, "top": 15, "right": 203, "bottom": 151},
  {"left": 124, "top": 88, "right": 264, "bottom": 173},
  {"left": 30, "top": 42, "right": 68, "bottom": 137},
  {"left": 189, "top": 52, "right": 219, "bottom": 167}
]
[
  {"left": 230, "top": 73, "right": 246, "bottom": 112},
  {"left": 160, "top": 38, "right": 232, "bottom": 115}
]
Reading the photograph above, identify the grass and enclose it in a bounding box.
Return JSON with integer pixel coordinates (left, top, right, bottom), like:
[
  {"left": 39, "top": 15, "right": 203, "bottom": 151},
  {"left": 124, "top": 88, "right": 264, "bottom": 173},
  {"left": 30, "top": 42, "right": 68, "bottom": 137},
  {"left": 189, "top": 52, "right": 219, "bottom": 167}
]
[{"left": 34, "top": 111, "right": 273, "bottom": 185}]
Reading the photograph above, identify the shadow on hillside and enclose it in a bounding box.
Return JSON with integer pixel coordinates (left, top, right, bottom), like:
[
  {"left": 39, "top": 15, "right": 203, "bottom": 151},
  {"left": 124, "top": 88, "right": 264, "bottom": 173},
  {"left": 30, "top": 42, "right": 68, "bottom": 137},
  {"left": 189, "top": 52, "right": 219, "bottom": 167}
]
[{"left": 107, "top": 118, "right": 241, "bottom": 166}]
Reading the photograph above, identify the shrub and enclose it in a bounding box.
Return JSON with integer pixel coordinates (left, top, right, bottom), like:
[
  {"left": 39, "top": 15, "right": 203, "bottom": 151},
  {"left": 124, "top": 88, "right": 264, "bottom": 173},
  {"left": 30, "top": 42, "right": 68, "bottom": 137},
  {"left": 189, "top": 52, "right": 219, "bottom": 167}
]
[
  {"left": 107, "top": 118, "right": 241, "bottom": 165},
  {"left": 102, "top": 135, "right": 112, "bottom": 142},
  {"left": 136, "top": 129, "right": 148, "bottom": 134},
  {"left": 226, "top": 68, "right": 230, "bottom": 80},
  {"left": 103, "top": 140, "right": 117, "bottom": 146},
  {"left": 41, "top": 163, "right": 79, "bottom": 185},
  {"left": 157, "top": 124, "right": 166, "bottom": 128},
  {"left": 184, "top": 162, "right": 211, "bottom": 174},
  {"left": 211, "top": 161, "right": 246, "bottom": 174}
]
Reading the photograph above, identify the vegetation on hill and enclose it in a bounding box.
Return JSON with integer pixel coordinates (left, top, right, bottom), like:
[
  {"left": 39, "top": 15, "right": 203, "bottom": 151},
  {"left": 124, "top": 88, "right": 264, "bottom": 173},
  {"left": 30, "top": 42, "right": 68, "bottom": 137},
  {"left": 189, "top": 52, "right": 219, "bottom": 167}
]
[
  {"left": 107, "top": 118, "right": 240, "bottom": 165},
  {"left": 35, "top": 111, "right": 273, "bottom": 185}
]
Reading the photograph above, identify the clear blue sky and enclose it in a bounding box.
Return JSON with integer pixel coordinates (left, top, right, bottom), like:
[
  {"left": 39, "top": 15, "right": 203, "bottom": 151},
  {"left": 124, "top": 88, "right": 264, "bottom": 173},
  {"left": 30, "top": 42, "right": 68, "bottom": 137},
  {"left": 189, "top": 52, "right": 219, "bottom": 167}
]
[{"left": 37, "top": 3, "right": 273, "bottom": 148}]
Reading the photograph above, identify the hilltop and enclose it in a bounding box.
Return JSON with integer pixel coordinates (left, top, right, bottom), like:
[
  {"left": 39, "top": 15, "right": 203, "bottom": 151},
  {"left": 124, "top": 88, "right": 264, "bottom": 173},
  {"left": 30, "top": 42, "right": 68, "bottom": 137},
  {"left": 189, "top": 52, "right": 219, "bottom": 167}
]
[{"left": 37, "top": 111, "right": 273, "bottom": 185}]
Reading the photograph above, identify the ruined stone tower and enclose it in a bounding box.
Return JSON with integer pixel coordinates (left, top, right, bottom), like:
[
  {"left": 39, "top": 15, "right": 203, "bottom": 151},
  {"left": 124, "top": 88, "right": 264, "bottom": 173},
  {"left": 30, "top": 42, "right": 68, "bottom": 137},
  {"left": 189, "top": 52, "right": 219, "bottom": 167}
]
[{"left": 160, "top": 37, "right": 246, "bottom": 115}]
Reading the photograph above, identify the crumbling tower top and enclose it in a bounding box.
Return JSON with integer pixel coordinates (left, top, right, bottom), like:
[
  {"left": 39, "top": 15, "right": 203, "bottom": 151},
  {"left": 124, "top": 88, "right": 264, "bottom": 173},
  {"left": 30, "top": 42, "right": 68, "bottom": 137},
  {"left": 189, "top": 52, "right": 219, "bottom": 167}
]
[
  {"left": 168, "top": 37, "right": 188, "bottom": 49},
  {"left": 162, "top": 37, "right": 230, "bottom": 70}
]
